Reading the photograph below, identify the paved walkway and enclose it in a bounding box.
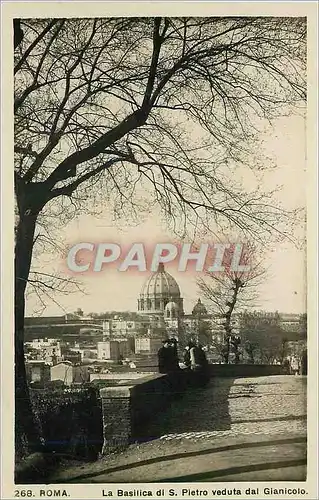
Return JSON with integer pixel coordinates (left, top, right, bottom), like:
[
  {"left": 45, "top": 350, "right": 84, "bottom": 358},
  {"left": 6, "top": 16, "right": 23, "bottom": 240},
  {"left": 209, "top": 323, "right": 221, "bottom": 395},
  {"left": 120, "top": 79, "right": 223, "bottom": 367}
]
[{"left": 49, "top": 375, "right": 307, "bottom": 483}]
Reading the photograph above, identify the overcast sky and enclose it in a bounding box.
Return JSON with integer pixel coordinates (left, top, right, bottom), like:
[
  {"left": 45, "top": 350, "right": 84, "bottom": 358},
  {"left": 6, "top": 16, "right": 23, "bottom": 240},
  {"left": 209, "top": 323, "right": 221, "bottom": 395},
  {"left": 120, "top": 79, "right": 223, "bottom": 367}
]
[{"left": 26, "top": 114, "right": 306, "bottom": 317}]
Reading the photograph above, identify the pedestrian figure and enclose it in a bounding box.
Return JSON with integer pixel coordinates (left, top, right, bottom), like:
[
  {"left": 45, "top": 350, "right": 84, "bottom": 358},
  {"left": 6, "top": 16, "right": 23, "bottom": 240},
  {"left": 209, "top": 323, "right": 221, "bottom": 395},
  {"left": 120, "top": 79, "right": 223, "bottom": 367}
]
[
  {"left": 221, "top": 340, "right": 230, "bottom": 364},
  {"left": 196, "top": 344, "right": 210, "bottom": 385},
  {"left": 183, "top": 341, "right": 195, "bottom": 369},
  {"left": 168, "top": 338, "right": 180, "bottom": 371},
  {"left": 300, "top": 350, "right": 307, "bottom": 375},
  {"left": 291, "top": 356, "right": 299, "bottom": 375},
  {"left": 158, "top": 339, "right": 180, "bottom": 374},
  {"left": 244, "top": 340, "right": 255, "bottom": 364},
  {"left": 282, "top": 358, "right": 291, "bottom": 374},
  {"left": 231, "top": 334, "right": 241, "bottom": 364},
  {"left": 189, "top": 342, "right": 210, "bottom": 387}
]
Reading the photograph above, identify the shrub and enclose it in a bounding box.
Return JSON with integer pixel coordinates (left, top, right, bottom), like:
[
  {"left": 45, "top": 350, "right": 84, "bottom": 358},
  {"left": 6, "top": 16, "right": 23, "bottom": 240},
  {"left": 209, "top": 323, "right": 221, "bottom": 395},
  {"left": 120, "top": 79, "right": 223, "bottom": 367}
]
[{"left": 30, "top": 386, "right": 103, "bottom": 460}]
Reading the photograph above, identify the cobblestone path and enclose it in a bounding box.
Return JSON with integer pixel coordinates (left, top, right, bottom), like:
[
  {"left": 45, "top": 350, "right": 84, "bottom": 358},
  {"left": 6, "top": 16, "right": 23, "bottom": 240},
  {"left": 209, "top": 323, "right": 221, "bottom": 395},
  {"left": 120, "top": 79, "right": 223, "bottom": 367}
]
[
  {"left": 145, "top": 374, "right": 307, "bottom": 442},
  {"left": 50, "top": 375, "right": 307, "bottom": 483}
]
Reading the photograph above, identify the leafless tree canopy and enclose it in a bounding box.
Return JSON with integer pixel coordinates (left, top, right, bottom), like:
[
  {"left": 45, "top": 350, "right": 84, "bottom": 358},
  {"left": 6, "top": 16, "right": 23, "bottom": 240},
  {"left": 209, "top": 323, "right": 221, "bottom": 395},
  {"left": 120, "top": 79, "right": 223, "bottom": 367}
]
[
  {"left": 13, "top": 16, "right": 307, "bottom": 458},
  {"left": 197, "top": 243, "right": 267, "bottom": 339},
  {"left": 198, "top": 243, "right": 266, "bottom": 308},
  {"left": 15, "top": 17, "right": 306, "bottom": 240}
]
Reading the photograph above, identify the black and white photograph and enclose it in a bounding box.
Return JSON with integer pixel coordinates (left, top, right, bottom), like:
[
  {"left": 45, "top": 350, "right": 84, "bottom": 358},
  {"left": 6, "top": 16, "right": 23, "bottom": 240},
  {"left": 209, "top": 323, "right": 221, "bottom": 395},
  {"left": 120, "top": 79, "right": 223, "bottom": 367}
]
[{"left": 1, "top": 2, "right": 318, "bottom": 499}]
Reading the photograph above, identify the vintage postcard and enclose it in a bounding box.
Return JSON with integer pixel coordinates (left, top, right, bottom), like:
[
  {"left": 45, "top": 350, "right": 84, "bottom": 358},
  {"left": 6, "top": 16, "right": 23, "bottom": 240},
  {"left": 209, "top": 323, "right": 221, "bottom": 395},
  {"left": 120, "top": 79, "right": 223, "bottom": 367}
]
[{"left": 1, "top": 1, "right": 318, "bottom": 499}]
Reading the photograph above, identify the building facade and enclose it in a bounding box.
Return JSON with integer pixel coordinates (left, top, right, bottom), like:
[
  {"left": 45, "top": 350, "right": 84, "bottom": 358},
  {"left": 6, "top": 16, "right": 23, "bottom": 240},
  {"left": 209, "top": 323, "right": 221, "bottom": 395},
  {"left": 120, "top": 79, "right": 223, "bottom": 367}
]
[{"left": 50, "top": 361, "right": 73, "bottom": 386}]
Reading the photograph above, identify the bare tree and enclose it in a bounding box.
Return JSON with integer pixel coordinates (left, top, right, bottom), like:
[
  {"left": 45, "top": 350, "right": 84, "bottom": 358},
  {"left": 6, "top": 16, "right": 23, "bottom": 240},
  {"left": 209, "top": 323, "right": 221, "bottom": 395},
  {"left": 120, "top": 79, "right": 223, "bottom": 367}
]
[
  {"left": 14, "top": 17, "right": 306, "bottom": 456},
  {"left": 197, "top": 243, "right": 267, "bottom": 362}
]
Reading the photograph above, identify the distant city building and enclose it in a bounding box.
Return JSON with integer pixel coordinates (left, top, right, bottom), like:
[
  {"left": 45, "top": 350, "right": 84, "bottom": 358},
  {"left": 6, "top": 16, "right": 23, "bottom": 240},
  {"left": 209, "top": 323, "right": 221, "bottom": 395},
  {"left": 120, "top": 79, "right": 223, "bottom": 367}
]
[
  {"left": 61, "top": 347, "right": 82, "bottom": 364},
  {"left": 72, "top": 365, "right": 90, "bottom": 384},
  {"left": 25, "top": 338, "right": 62, "bottom": 363},
  {"left": 101, "top": 318, "right": 149, "bottom": 342},
  {"left": 192, "top": 298, "right": 208, "bottom": 316},
  {"left": 50, "top": 361, "right": 73, "bottom": 386},
  {"left": 135, "top": 336, "right": 163, "bottom": 354},
  {"left": 97, "top": 341, "right": 121, "bottom": 361},
  {"left": 81, "top": 348, "right": 98, "bottom": 360},
  {"left": 279, "top": 313, "right": 304, "bottom": 332},
  {"left": 117, "top": 340, "right": 131, "bottom": 359},
  {"left": 26, "top": 360, "right": 51, "bottom": 384}
]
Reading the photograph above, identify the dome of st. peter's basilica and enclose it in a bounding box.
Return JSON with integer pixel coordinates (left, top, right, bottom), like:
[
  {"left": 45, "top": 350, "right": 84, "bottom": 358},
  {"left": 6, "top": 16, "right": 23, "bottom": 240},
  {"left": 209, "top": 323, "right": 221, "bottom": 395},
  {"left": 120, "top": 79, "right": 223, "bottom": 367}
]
[{"left": 138, "top": 263, "right": 184, "bottom": 315}]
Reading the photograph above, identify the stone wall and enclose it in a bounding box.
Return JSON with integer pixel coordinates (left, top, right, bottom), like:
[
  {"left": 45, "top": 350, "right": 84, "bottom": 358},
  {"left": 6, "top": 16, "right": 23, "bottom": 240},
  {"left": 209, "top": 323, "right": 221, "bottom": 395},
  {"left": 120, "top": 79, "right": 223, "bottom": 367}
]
[
  {"left": 90, "top": 372, "right": 154, "bottom": 382},
  {"left": 208, "top": 363, "right": 286, "bottom": 377},
  {"left": 99, "top": 385, "right": 132, "bottom": 453},
  {"left": 99, "top": 372, "right": 193, "bottom": 454}
]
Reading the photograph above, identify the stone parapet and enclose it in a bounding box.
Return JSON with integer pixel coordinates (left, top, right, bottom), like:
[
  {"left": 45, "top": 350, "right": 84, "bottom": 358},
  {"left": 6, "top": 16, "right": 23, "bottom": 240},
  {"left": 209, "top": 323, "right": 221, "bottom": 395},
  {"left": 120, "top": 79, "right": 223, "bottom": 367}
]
[{"left": 99, "top": 372, "right": 192, "bottom": 454}]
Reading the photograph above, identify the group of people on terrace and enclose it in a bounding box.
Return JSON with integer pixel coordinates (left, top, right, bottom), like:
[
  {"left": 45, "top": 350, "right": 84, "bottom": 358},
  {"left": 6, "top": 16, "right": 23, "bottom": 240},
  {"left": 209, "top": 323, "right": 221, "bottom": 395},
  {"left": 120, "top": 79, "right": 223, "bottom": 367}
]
[{"left": 157, "top": 338, "right": 210, "bottom": 386}]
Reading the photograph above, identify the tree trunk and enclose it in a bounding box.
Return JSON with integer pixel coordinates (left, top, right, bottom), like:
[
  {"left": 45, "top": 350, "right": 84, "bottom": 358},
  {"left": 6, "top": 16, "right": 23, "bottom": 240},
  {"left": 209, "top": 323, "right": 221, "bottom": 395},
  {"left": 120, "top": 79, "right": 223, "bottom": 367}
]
[
  {"left": 15, "top": 210, "right": 42, "bottom": 461},
  {"left": 223, "top": 279, "right": 242, "bottom": 363}
]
